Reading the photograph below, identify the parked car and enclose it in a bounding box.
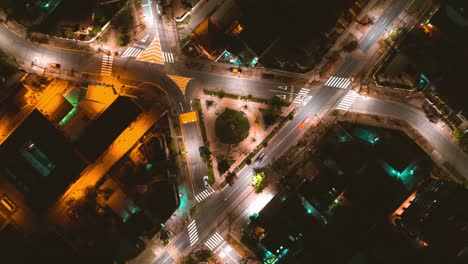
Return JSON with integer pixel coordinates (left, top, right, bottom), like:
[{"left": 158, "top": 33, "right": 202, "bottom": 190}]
[
  {"left": 203, "top": 176, "right": 209, "bottom": 188},
  {"left": 229, "top": 67, "right": 241, "bottom": 73}
]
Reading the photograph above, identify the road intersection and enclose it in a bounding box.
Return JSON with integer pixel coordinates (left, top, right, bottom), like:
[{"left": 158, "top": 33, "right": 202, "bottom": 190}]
[{"left": 0, "top": 0, "right": 466, "bottom": 263}]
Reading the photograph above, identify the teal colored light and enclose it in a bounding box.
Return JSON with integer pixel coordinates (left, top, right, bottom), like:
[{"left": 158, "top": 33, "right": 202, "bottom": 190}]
[
  {"left": 43, "top": 2, "right": 50, "bottom": 8},
  {"left": 146, "top": 163, "right": 153, "bottom": 170},
  {"left": 354, "top": 128, "right": 379, "bottom": 145},
  {"left": 250, "top": 57, "right": 259, "bottom": 67},
  {"left": 130, "top": 205, "right": 139, "bottom": 214},
  {"left": 379, "top": 160, "right": 417, "bottom": 189},
  {"left": 58, "top": 107, "right": 78, "bottom": 126},
  {"left": 280, "top": 196, "right": 287, "bottom": 202},
  {"left": 178, "top": 185, "right": 189, "bottom": 213},
  {"left": 19, "top": 142, "right": 55, "bottom": 177},
  {"left": 252, "top": 212, "right": 259, "bottom": 219}
]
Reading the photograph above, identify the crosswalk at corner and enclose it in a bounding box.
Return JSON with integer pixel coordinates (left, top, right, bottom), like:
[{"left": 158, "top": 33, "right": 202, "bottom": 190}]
[
  {"left": 205, "top": 232, "right": 225, "bottom": 251},
  {"left": 336, "top": 90, "right": 359, "bottom": 111},
  {"left": 163, "top": 52, "right": 175, "bottom": 63},
  {"left": 187, "top": 220, "right": 199, "bottom": 246},
  {"left": 195, "top": 186, "right": 215, "bottom": 203},
  {"left": 121, "top": 47, "right": 145, "bottom": 58},
  {"left": 101, "top": 55, "right": 113, "bottom": 76},
  {"left": 324, "top": 76, "right": 351, "bottom": 89},
  {"left": 293, "top": 88, "right": 312, "bottom": 105}
]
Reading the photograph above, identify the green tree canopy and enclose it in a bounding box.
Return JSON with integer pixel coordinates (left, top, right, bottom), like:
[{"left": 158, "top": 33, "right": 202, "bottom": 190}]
[{"left": 215, "top": 109, "right": 250, "bottom": 144}]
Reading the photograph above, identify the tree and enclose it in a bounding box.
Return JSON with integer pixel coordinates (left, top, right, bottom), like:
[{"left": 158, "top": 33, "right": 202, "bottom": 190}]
[
  {"left": 217, "top": 159, "right": 230, "bottom": 174},
  {"left": 215, "top": 109, "right": 250, "bottom": 144},
  {"left": 343, "top": 40, "right": 358, "bottom": 52},
  {"left": 64, "top": 27, "right": 74, "bottom": 39},
  {"left": 252, "top": 169, "right": 267, "bottom": 193},
  {"left": 226, "top": 171, "right": 237, "bottom": 186},
  {"left": 199, "top": 146, "right": 211, "bottom": 163},
  {"left": 195, "top": 249, "right": 212, "bottom": 261},
  {"left": 218, "top": 89, "right": 225, "bottom": 99}
]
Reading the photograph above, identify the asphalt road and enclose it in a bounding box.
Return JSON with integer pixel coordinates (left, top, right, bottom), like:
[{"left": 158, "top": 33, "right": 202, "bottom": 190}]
[{"left": 1, "top": 0, "right": 467, "bottom": 263}]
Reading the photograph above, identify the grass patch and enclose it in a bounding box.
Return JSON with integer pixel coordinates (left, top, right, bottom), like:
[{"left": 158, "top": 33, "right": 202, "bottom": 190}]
[
  {"left": 207, "top": 167, "right": 215, "bottom": 184},
  {"left": 220, "top": 180, "right": 227, "bottom": 188},
  {"left": 203, "top": 89, "right": 238, "bottom": 99},
  {"left": 180, "top": 35, "right": 192, "bottom": 47},
  {"left": 194, "top": 99, "right": 214, "bottom": 184}
]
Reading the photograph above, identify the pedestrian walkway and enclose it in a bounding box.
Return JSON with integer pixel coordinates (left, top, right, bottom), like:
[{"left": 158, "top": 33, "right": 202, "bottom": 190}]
[
  {"left": 101, "top": 55, "right": 114, "bottom": 76},
  {"left": 293, "top": 88, "right": 312, "bottom": 105},
  {"left": 205, "top": 232, "right": 225, "bottom": 251},
  {"left": 336, "top": 90, "right": 359, "bottom": 111},
  {"left": 122, "top": 46, "right": 145, "bottom": 58},
  {"left": 136, "top": 35, "right": 164, "bottom": 65},
  {"left": 324, "top": 76, "right": 351, "bottom": 89},
  {"left": 163, "top": 51, "right": 175, "bottom": 63},
  {"left": 195, "top": 186, "right": 215, "bottom": 203},
  {"left": 187, "top": 220, "right": 199, "bottom": 246}
]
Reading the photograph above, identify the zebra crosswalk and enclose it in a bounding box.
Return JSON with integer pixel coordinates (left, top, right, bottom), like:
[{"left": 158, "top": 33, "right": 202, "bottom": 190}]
[
  {"left": 293, "top": 88, "right": 312, "bottom": 105},
  {"left": 187, "top": 220, "right": 199, "bottom": 246},
  {"left": 195, "top": 186, "right": 215, "bottom": 203},
  {"left": 336, "top": 90, "right": 359, "bottom": 111},
  {"left": 205, "top": 232, "right": 225, "bottom": 251},
  {"left": 324, "top": 76, "right": 351, "bottom": 89},
  {"left": 163, "top": 52, "right": 175, "bottom": 63},
  {"left": 121, "top": 46, "right": 145, "bottom": 58},
  {"left": 101, "top": 55, "right": 113, "bottom": 76}
]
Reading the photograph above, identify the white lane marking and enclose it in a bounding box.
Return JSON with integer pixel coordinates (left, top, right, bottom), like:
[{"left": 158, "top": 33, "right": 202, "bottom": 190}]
[
  {"left": 325, "top": 76, "right": 352, "bottom": 89},
  {"left": 336, "top": 90, "right": 358, "bottom": 110},
  {"left": 188, "top": 220, "right": 199, "bottom": 245},
  {"left": 101, "top": 55, "right": 114, "bottom": 76},
  {"left": 195, "top": 186, "right": 215, "bottom": 202},
  {"left": 205, "top": 232, "right": 225, "bottom": 250}
]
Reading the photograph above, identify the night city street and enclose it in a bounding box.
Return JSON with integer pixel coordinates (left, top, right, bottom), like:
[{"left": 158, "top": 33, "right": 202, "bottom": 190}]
[{"left": 0, "top": 1, "right": 467, "bottom": 264}]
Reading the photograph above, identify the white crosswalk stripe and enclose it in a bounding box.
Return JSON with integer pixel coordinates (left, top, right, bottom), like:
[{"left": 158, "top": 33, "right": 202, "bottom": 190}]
[
  {"left": 195, "top": 186, "right": 215, "bottom": 203},
  {"left": 187, "top": 220, "right": 199, "bottom": 245},
  {"left": 163, "top": 52, "right": 175, "bottom": 63},
  {"left": 121, "top": 47, "right": 145, "bottom": 58},
  {"left": 101, "top": 55, "right": 113, "bottom": 76},
  {"left": 336, "top": 90, "right": 359, "bottom": 111},
  {"left": 205, "top": 232, "right": 225, "bottom": 250},
  {"left": 293, "top": 88, "right": 311, "bottom": 105},
  {"left": 324, "top": 76, "right": 352, "bottom": 89}
]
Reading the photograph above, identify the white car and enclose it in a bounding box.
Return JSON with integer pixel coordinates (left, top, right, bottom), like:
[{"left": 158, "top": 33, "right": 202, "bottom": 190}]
[{"left": 203, "top": 176, "right": 209, "bottom": 188}]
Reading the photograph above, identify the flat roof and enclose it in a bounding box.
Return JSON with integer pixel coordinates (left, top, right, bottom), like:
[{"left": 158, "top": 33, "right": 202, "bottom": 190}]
[
  {"left": 75, "top": 97, "right": 141, "bottom": 161},
  {"left": 0, "top": 110, "right": 86, "bottom": 212}
]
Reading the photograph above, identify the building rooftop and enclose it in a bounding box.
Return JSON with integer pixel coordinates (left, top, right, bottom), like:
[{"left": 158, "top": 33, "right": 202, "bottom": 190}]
[
  {"left": 0, "top": 110, "right": 86, "bottom": 212},
  {"left": 75, "top": 96, "right": 141, "bottom": 162}
]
